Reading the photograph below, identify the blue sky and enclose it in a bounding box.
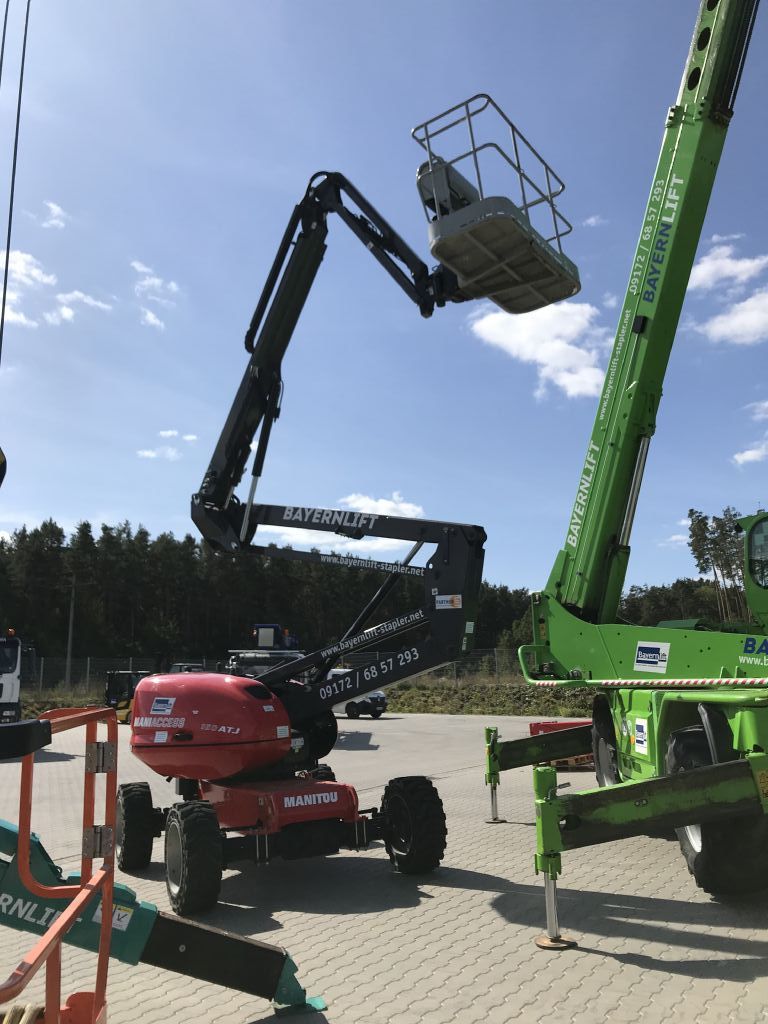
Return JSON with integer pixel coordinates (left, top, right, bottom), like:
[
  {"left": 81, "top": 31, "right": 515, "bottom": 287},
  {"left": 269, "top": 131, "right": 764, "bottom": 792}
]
[{"left": 0, "top": 1, "right": 766, "bottom": 591}]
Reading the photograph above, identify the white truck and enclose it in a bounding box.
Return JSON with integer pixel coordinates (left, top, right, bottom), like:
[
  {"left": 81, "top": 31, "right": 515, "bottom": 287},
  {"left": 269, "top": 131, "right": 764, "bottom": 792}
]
[{"left": 0, "top": 633, "right": 22, "bottom": 723}]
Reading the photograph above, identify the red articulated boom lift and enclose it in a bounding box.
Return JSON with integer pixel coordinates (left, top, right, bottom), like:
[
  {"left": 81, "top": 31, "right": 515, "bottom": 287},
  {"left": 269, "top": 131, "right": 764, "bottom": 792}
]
[{"left": 116, "top": 100, "right": 581, "bottom": 915}]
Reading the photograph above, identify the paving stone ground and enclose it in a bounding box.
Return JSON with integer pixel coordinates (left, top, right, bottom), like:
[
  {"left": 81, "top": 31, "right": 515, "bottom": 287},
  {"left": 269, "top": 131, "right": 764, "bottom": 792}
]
[{"left": 2, "top": 713, "right": 768, "bottom": 1023}]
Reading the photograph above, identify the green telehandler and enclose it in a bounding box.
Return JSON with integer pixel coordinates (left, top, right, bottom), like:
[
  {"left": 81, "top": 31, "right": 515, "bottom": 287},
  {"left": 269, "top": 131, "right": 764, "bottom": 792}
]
[{"left": 485, "top": 0, "right": 768, "bottom": 945}]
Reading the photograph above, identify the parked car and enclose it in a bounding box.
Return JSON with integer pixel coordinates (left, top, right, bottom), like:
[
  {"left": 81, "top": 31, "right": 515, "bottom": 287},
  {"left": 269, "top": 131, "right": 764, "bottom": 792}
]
[{"left": 334, "top": 688, "right": 387, "bottom": 719}]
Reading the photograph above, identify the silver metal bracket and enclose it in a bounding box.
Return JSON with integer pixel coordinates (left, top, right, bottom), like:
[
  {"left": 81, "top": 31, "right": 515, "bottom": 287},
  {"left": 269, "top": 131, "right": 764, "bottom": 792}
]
[
  {"left": 85, "top": 741, "right": 117, "bottom": 774},
  {"left": 82, "top": 825, "right": 114, "bottom": 859}
]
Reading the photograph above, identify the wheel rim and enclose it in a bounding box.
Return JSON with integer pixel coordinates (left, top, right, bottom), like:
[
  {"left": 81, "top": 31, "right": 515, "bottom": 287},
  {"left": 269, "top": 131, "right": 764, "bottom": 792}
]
[
  {"left": 597, "top": 737, "right": 616, "bottom": 785},
  {"left": 166, "top": 820, "right": 183, "bottom": 897},
  {"left": 684, "top": 824, "right": 703, "bottom": 852},
  {"left": 387, "top": 795, "right": 413, "bottom": 854}
]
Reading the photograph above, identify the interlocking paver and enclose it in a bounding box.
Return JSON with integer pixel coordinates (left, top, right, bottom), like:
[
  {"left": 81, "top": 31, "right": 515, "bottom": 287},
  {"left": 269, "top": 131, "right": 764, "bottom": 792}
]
[{"left": 2, "top": 713, "right": 768, "bottom": 1023}]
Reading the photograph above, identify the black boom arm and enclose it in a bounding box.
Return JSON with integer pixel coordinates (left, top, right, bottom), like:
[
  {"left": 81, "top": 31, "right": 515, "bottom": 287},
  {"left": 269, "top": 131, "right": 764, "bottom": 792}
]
[
  {"left": 193, "top": 171, "right": 461, "bottom": 552},
  {"left": 209, "top": 503, "right": 486, "bottom": 728}
]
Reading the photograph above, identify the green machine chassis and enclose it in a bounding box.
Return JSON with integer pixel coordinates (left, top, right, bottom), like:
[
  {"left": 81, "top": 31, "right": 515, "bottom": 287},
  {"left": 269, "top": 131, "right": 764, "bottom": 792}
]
[{"left": 484, "top": 0, "right": 768, "bottom": 942}]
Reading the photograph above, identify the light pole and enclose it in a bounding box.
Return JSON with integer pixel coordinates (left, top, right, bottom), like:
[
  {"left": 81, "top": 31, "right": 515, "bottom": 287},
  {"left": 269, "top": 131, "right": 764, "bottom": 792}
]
[{"left": 64, "top": 574, "right": 75, "bottom": 686}]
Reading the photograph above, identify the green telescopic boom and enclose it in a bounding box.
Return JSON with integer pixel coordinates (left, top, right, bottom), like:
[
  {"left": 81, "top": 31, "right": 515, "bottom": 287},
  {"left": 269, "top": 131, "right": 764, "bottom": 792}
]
[{"left": 548, "top": 0, "right": 760, "bottom": 624}]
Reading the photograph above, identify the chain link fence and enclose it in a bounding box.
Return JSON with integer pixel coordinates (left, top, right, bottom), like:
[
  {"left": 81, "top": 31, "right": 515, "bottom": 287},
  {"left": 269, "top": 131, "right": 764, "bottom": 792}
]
[{"left": 21, "top": 649, "right": 523, "bottom": 693}]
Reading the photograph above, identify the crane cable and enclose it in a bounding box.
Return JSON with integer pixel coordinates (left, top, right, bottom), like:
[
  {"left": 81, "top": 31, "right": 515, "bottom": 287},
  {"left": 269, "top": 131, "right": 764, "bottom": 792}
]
[
  {"left": 0, "top": 0, "right": 33, "bottom": 372},
  {"left": 0, "top": 1, "right": 12, "bottom": 97}
]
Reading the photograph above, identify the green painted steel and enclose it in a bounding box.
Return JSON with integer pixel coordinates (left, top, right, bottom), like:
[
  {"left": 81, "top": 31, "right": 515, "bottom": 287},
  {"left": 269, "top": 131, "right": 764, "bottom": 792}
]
[
  {"left": 483, "top": 1, "right": 767, "bottom": 899},
  {"left": 532, "top": 766, "right": 561, "bottom": 881},
  {"left": 545, "top": 0, "right": 760, "bottom": 626},
  {"left": 524, "top": 597, "right": 768, "bottom": 686},
  {"left": 484, "top": 726, "right": 500, "bottom": 787},
  {"left": 0, "top": 819, "right": 157, "bottom": 965},
  {"left": 518, "top": 0, "right": 768, "bottom": 790},
  {"left": 492, "top": 724, "right": 593, "bottom": 773},
  {"left": 533, "top": 753, "right": 768, "bottom": 862}
]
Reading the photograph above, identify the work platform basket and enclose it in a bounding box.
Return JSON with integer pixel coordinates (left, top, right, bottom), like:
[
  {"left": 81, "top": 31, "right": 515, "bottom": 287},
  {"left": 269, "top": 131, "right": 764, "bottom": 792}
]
[{"left": 413, "top": 94, "right": 580, "bottom": 314}]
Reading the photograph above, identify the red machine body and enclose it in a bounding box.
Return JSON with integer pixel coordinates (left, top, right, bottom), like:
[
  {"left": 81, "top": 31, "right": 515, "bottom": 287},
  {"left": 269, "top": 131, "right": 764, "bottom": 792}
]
[
  {"left": 130, "top": 673, "right": 293, "bottom": 780},
  {"left": 201, "top": 778, "right": 360, "bottom": 831}
]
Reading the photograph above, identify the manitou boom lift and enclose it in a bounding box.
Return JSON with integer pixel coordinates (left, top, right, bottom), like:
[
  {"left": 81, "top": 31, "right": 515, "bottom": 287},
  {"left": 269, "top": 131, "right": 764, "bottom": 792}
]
[
  {"left": 191, "top": 98, "right": 579, "bottom": 731},
  {"left": 485, "top": 0, "right": 768, "bottom": 944},
  {"left": 117, "top": 103, "right": 580, "bottom": 915}
]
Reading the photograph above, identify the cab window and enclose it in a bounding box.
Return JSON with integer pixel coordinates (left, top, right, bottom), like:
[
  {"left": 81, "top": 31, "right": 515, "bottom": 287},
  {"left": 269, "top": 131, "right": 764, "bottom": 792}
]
[{"left": 748, "top": 519, "right": 768, "bottom": 589}]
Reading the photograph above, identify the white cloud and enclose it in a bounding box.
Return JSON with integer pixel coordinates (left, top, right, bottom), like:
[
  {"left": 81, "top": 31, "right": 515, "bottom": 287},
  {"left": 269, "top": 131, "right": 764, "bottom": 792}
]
[
  {"left": 469, "top": 301, "right": 607, "bottom": 398},
  {"left": 582, "top": 214, "right": 608, "bottom": 228},
  {"left": 182, "top": 434, "right": 198, "bottom": 442},
  {"left": 0, "top": 250, "right": 59, "bottom": 326},
  {"left": 135, "top": 275, "right": 165, "bottom": 296},
  {"left": 689, "top": 244, "right": 768, "bottom": 292},
  {"left": 2, "top": 250, "right": 56, "bottom": 288},
  {"left": 0, "top": 530, "right": 10, "bottom": 543},
  {"left": 710, "top": 233, "right": 744, "bottom": 243},
  {"left": 158, "top": 429, "right": 178, "bottom": 438},
  {"left": 140, "top": 307, "right": 165, "bottom": 331},
  {"left": 697, "top": 289, "right": 768, "bottom": 345},
  {"left": 43, "top": 306, "right": 75, "bottom": 326},
  {"left": 603, "top": 292, "right": 619, "bottom": 310},
  {"left": 6, "top": 308, "right": 37, "bottom": 328},
  {"left": 733, "top": 436, "right": 768, "bottom": 466},
  {"left": 659, "top": 533, "right": 688, "bottom": 547},
  {"left": 677, "top": 517, "right": 691, "bottom": 528},
  {"left": 136, "top": 446, "right": 181, "bottom": 461},
  {"left": 338, "top": 491, "right": 424, "bottom": 519},
  {"left": 57, "top": 290, "right": 112, "bottom": 311},
  {"left": 131, "top": 260, "right": 180, "bottom": 309},
  {"left": 44, "top": 289, "right": 112, "bottom": 326},
  {"left": 41, "top": 201, "right": 69, "bottom": 229},
  {"left": 746, "top": 400, "right": 768, "bottom": 422}
]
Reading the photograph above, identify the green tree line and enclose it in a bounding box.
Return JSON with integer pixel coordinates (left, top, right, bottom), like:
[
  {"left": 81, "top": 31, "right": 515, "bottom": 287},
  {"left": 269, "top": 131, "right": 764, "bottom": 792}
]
[
  {"left": 0, "top": 510, "right": 748, "bottom": 664},
  {"left": 0, "top": 519, "right": 529, "bottom": 661}
]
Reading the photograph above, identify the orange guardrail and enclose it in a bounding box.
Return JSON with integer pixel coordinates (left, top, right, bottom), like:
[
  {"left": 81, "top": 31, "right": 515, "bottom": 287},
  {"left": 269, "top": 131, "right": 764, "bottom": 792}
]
[{"left": 0, "top": 706, "right": 117, "bottom": 1024}]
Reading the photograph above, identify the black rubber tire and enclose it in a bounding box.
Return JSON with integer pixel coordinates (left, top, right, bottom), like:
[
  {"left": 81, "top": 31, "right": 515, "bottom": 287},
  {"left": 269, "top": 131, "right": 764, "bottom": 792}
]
[
  {"left": 164, "top": 801, "right": 223, "bottom": 915},
  {"left": 592, "top": 701, "right": 621, "bottom": 787},
  {"left": 116, "top": 783, "right": 155, "bottom": 870},
  {"left": 304, "top": 711, "right": 338, "bottom": 760},
  {"left": 371, "top": 709, "right": 383, "bottom": 719},
  {"left": 666, "top": 726, "right": 768, "bottom": 896},
  {"left": 381, "top": 776, "right": 446, "bottom": 875},
  {"left": 346, "top": 703, "right": 360, "bottom": 719}
]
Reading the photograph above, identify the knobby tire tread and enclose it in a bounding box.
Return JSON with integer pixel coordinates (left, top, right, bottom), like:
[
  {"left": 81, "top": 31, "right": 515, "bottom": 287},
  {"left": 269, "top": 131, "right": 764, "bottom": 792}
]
[
  {"left": 166, "top": 801, "right": 222, "bottom": 915},
  {"left": 666, "top": 727, "right": 768, "bottom": 897},
  {"left": 116, "top": 782, "right": 154, "bottom": 870},
  {"left": 382, "top": 776, "right": 447, "bottom": 875}
]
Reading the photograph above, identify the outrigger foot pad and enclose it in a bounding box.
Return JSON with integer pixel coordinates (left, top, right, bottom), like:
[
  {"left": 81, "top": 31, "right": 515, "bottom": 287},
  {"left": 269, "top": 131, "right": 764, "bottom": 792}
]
[{"left": 534, "top": 934, "right": 577, "bottom": 951}]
